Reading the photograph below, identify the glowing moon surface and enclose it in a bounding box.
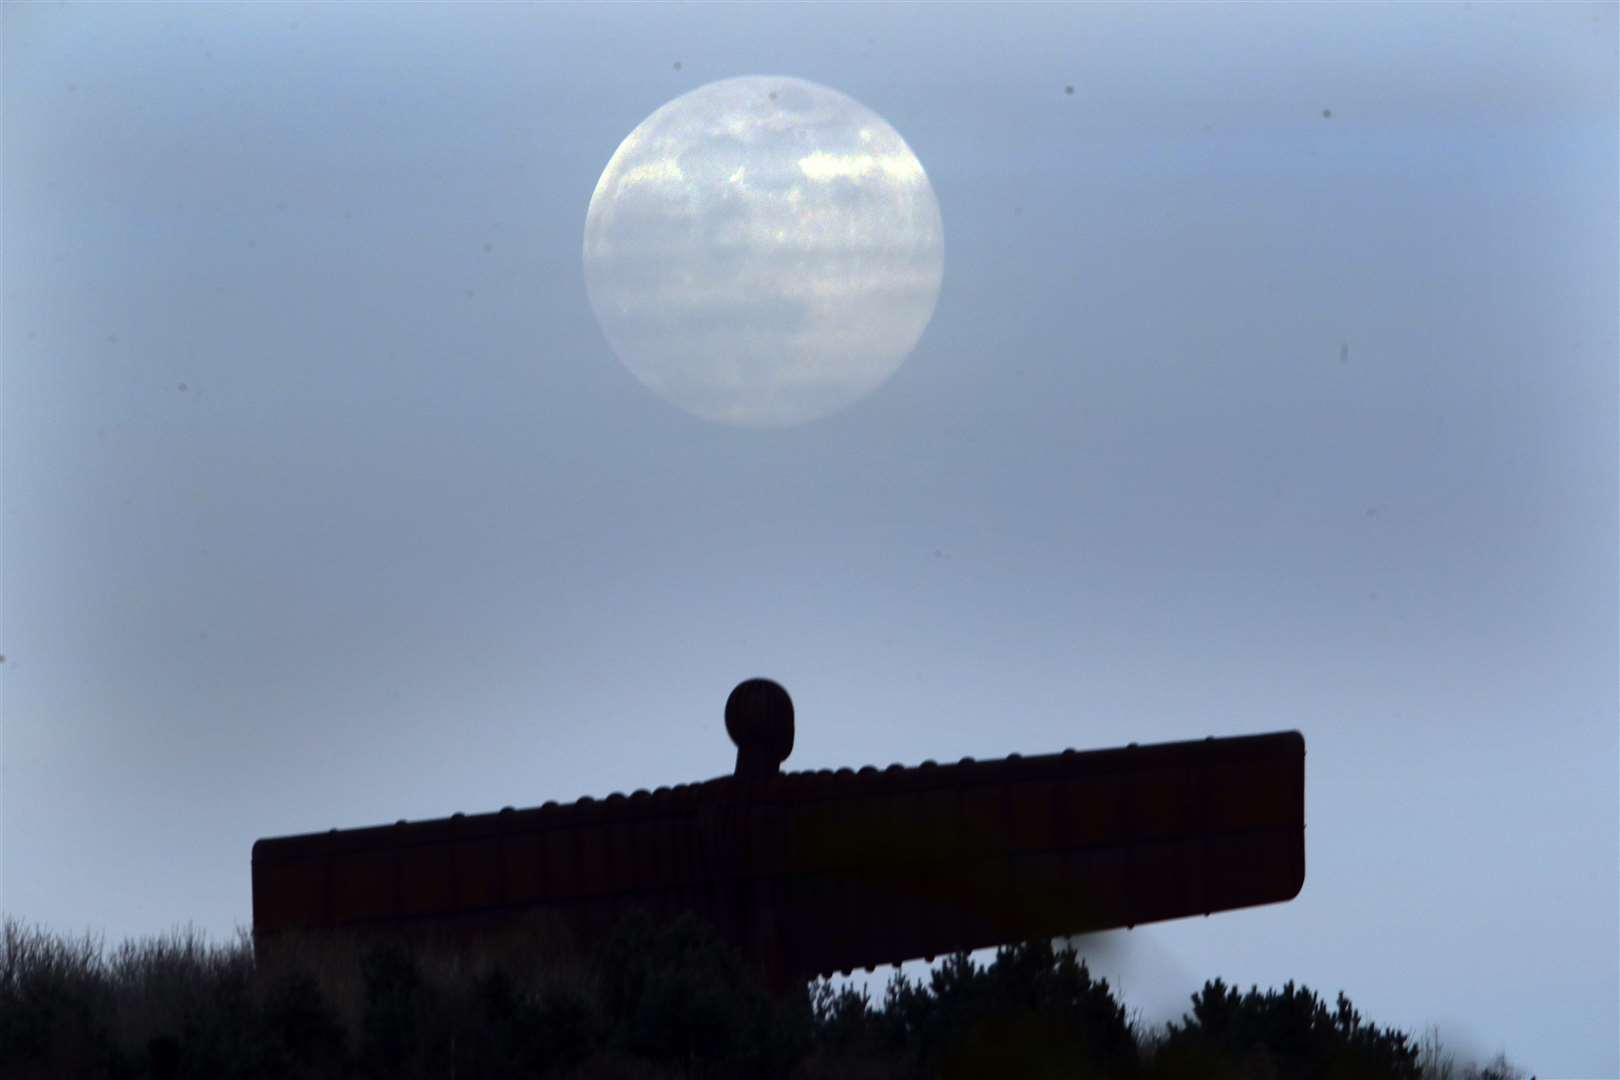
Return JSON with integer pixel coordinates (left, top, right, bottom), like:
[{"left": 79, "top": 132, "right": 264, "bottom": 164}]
[{"left": 583, "top": 76, "right": 944, "bottom": 428}]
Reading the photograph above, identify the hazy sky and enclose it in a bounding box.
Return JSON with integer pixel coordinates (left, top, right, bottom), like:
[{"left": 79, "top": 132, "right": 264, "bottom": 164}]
[{"left": 3, "top": 3, "right": 1615, "bottom": 1074}]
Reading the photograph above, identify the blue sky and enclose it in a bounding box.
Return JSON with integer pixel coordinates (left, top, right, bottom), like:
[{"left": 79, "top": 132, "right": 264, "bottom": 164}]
[{"left": 3, "top": 3, "right": 1615, "bottom": 1074}]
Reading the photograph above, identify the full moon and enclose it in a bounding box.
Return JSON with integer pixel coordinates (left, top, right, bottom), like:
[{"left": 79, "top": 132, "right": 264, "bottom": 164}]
[{"left": 583, "top": 76, "right": 944, "bottom": 428}]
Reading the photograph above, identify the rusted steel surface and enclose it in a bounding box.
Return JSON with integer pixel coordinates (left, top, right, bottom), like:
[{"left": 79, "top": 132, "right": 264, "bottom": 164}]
[{"left": 253, "top": 682, "right": 1305, "bottom": 982}]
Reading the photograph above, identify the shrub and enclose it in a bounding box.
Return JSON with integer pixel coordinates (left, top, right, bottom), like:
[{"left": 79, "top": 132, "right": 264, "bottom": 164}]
[
  {"left": 0, "top": 920, "right": 116, "bottom": 1078},
  {"left": 864, "top": 941, "right": 1139, "bottom": 1079},
  {"left": 592, "top": 909, "right": 810, "bottom": 1078},
  {"left": 1151, "top": 978, "right": 1420, "bottom": 1080}
]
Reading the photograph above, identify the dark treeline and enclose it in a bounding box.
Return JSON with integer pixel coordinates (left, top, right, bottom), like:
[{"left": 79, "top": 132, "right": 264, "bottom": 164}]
[{"left": 1, "top": 915, "right": 1528, "bottom": 1080}]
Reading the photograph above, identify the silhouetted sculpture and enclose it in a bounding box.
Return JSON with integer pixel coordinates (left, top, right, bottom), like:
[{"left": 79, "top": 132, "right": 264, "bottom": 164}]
[{"left": 253, "top": 680, "right": 1305, "bottom": 989}]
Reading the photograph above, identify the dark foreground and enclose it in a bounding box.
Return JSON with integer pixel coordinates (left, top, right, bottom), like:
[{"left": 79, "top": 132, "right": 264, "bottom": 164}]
[{"left": 1, "top": 915, "right": 1526, "bottom": 1079}]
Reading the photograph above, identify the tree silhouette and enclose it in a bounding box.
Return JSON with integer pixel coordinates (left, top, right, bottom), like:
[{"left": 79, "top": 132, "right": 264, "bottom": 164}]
[
  {"left": 1152, "top": 977, "right": 1421, "bottom": 1079},
  {"left": 1, "top": 915, "right": 1538, "bottom": 1079}
]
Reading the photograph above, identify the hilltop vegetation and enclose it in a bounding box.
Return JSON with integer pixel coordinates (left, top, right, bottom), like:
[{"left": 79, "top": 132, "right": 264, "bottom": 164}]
[{"left": 1, "top": 914, "right": 1528, "bottom": 1079}]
